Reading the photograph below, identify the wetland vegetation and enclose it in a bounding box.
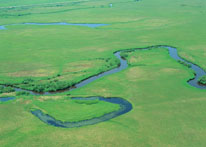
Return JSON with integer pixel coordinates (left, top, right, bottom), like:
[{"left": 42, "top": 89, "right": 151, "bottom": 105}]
[
  {"left": 0, "top": 0, "right": 206, "bottom": 146},
  {"left": 0, "top": 86, "right": 15, "bottom": 94},
  {"left": 198, "top": 76, "right": 206, "bottom": 85}
]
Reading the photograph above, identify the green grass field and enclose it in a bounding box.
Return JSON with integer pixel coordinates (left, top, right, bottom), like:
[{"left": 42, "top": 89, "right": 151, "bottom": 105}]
[{"left": 0, "top": 0, "right": 206, "bottom": 146}]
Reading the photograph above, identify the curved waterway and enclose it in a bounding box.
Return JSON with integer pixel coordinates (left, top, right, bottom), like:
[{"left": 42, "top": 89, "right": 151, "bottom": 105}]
[
  {"left": 117, "top": 45, "right": 206, "bottom": 89},
  {"left": 31, "top": 97, "right": 132, "bottom": 128},
  {"left": 44, "top": 45, "right": 206, "bottom": 93},
  {"left": 1, "top": 45, "right": 206, "bottom": 128},
  {"left": 0, "top": 22, "right": 108, "bottom": 30}
]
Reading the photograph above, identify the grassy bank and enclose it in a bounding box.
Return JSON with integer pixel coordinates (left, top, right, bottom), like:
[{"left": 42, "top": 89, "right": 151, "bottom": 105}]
[{"left": 32, "top": 97, "right": 120, "bottom": 122}]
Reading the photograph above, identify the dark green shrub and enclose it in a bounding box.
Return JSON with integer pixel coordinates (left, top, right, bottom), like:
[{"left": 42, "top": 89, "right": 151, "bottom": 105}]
[
  {"left": 22, "top": 78, "right": 34, "bottom": 84},
  {"left": 33, "top": 85, "right": 45, "bottom": 93},
  {"left": 0, "top": 86, "right": 15, "bottom": 94},
  {"left": 16, "top": 91, "right": 30, "bottom": 96},
  {"left": 198, "top": 76, "right": 206, "bottom": 85},
  {"left": 29, "top": 81, "right": 73, "bottom": 92},
  {"left": 120, "top": 52, "right": 128, "bottom": 59}
]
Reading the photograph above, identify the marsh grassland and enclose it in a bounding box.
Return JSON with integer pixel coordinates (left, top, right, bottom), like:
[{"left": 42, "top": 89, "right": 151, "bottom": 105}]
[{"left": 0, "top": 0, "right": 206, "bottom": 146}]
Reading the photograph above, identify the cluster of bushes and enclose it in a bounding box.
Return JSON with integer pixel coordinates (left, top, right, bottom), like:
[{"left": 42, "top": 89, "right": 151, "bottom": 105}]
[
  {"left": 0, "top": 86, "right": 15, "bottom": 94},
  {"left": 107, "top": 58, "right": 119, "bottom": 68},
  {"left": 198, "top": 75, "right": 206, "bottom": 85},
  {"left": 22, "top": 78, "right": 34, "bottom": 84},
  {"left": 120, "top": 52, "right": 129, "bottom": 60},
  {"left": 97, "top": 57, "right": 120, "bottom": 74},
  {"left": 178, "top": 60, "right": 191, "bottom": 68},
  {"left": 16, "top": 91, "right": 30, "bottom": 96},
  {"left": 24, "top": 81, "right": 74, "bottom": 93}
]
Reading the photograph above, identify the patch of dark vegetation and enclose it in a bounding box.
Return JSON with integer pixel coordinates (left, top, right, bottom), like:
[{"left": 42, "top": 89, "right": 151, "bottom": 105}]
[
  {"left": 178, "top": 60, "right": 191, "bottom": 68},
  {"left": 16, "top": 91, "right": 30, "bottom": 96},
  {"left": 130, "top": 64, "right": 146, "bottom": 67},
  {"left": 90, "top": 57, "right": 120, "bottom": 69},
  {"left": 198, "top": 75, "right": 206, "bottom": 85},
  {"left": 33, "top": 7, "right": 93, "bottom": 15},
  {"left": 96, "top": 57, "right": 120, "bottom": 72},
  {"left": 74, "top": 99, "right": 99, "bottom": 105},
  {"left": 0, "top": 6, "right": 93, "bottom": 18},
  {"left": 0, "top": 13, "right": 31, "bottom": 17},
  {"left": 0, "top": 86, "right": 15, "bottom": 94},
  {"left": 120, "top": 52, "right": 129, "bottom": 60},
  {"left": 180, "top": 4, "right": 187, "bottom": 7},
  {"left": 19, "top": 80, "right": 75, "bottom": 93},
  {"left": 22, "top": 78, "right": 34, "bottom": 84}
]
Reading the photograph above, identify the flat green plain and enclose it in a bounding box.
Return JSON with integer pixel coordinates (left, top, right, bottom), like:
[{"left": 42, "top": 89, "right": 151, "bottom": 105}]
[{"left": 0, "top": 0, "right": 206, "bottom": 146}]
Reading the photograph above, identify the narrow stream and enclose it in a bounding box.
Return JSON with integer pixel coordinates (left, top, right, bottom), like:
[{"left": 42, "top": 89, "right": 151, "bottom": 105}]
[
  {"left": 31, "top": 97, "right": 132, "bottom": 128},
  {"left": 0, "top": 97, "right": 15, "bottom": 102},
  {"left": 0, "top": 22, "right": 108, "bottom": 30},
  {"left": 166, "top": 46, "right": 206, "bottom": 89}
]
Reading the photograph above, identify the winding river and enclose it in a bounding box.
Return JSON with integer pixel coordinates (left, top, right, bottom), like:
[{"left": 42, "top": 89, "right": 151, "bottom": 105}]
[{"left": 0, "top": 23, "right": 206, "bottom": 128}]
